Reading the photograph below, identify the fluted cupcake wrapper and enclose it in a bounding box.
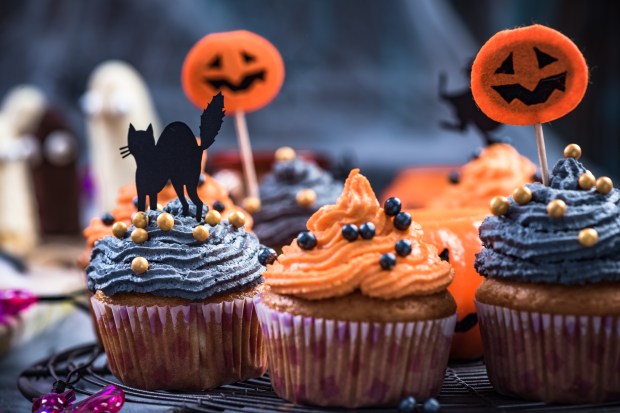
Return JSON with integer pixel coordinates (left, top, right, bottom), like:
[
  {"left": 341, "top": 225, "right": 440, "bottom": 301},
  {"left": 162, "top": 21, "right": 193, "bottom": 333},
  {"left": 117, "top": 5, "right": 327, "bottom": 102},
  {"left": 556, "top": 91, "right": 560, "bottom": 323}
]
[
  {"left": 91, "top": 296, "right": 267, "bottom": 391},
  {"left": 254, "top": 295, "right": 456, "bottom": 408},
  {"left": 476, "top": 300, "right": 620, "bottom": 403}
]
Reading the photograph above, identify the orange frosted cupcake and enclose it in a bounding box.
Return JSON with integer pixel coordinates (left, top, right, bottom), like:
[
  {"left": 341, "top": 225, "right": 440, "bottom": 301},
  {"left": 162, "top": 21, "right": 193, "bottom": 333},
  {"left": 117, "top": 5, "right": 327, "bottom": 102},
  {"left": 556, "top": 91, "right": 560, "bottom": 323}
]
[
  {"left": 78, "top": 173, "right": 252, "bottom": 268},
  {"left": 427, "top": 143, "right": 535, "bottom": 209},
  {"left": 255, "top": 170, "right": 456, "bottom": 408}
]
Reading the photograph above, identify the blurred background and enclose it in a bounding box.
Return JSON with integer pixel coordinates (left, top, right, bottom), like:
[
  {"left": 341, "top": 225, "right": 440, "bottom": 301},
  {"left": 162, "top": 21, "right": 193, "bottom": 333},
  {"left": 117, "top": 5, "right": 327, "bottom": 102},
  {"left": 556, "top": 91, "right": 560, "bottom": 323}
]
[{"left": 0, "top": 0, "right": 617, "bottom": 222}]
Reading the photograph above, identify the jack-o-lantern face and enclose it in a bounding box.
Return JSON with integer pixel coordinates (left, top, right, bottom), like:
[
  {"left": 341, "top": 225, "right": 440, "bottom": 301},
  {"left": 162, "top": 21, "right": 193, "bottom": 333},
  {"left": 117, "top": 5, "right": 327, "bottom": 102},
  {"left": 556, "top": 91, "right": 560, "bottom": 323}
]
[
  {"left": 471, "top": 24, "right": 588, "bottom": 125},
  {"left": 182, "top": 30, "right": 285, "bottom": 114}
]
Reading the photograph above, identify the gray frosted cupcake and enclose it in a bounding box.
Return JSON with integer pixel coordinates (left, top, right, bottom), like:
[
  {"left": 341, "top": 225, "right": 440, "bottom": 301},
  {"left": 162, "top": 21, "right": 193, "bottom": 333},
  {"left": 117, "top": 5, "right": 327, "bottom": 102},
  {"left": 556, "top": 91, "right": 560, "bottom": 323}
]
[
  {"left": 475, "top": 150, "right": 620, "bottom": 403},
  {"left": 87, "top": 198, "right": 267, "bottom": 391},
  {"left": 253, "top": 149, "right": 342, "bottom": 249}
]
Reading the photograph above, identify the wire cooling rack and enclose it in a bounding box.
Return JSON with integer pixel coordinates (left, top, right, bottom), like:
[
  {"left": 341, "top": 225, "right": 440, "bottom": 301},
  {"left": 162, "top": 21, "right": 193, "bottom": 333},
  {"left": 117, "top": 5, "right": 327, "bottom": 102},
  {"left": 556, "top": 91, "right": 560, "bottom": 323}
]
[{"left": 17, "top": 343, "right": 620, "bottom": 412}]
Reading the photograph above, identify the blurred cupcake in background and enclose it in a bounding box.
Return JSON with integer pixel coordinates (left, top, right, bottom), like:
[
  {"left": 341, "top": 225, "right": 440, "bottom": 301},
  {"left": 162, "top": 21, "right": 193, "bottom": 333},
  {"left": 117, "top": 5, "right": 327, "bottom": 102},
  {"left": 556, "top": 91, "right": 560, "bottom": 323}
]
[{"left": 251, "top": 147, "right": 342, "bottom": 250}]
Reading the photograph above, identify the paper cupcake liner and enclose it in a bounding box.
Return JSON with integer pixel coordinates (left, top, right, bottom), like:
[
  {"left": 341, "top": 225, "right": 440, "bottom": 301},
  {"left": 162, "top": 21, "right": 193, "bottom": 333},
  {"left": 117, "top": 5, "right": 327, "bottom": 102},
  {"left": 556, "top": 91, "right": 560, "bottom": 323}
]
[
  {"left": 476, "top": 300, "right": 620, "bottom": 403},
  {"left": 91, "top": 295, "right": 267, "bottom": 391},
  {"left": 254, "top": 295, "right": 456, "bottom": 408}
]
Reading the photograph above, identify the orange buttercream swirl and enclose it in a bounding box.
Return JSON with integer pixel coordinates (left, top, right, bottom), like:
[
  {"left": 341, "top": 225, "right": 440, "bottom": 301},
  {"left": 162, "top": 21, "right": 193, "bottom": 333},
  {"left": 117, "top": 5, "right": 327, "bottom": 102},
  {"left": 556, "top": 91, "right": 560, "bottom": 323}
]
[
  {"left": 83, "top": 174, "right": 252, "bottom": 248},
  {"left": 264, "top": 169, "right": 453, "bottom": 300},
  {"left": 429, "top": 143, "right": 535, "bottom": 209}
]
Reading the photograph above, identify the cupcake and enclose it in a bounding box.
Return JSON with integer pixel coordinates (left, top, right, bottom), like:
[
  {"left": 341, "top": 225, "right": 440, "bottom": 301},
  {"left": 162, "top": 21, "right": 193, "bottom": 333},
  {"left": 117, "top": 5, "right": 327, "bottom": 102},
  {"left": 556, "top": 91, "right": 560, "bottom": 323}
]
[
  {"left": 78, "top": 173, "right": 252, "bottom": 269},
  {"left": 255, "top": 169, "right": 456, "bottom": 407},
  {"left": 475, "top": 148, "right": 620, "bottom": 403},
  {"left": 87, "top": 198, "right": 267, "bottom": 390},
  {"left": 252, "top": 148, "right": 342, "bottom": 250}
]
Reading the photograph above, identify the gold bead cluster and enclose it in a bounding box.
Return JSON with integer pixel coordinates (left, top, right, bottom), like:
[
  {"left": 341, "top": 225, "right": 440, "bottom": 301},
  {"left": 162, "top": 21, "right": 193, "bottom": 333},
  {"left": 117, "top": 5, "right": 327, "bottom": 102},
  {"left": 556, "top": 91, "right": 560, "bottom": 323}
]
[{"left": 494, "top": 144, "right": 607, "bottom": 248}]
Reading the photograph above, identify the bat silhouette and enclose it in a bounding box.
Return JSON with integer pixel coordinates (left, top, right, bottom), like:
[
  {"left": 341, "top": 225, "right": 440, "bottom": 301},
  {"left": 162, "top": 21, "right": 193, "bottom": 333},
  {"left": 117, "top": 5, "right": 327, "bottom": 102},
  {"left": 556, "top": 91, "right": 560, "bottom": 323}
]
[
  {"left": 119, "top": 92, "right": 225, "bottom": 221},
  {"left": 491, "top": 72, "right": 567, "bottom": 106}
]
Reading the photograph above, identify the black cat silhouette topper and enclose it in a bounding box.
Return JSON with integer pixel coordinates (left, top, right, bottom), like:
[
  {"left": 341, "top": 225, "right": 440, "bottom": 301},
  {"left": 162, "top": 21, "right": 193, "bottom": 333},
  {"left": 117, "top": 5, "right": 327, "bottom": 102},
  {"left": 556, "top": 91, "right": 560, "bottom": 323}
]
[{"left": 119, "top": 92, "right": 225, "bottom": 221}]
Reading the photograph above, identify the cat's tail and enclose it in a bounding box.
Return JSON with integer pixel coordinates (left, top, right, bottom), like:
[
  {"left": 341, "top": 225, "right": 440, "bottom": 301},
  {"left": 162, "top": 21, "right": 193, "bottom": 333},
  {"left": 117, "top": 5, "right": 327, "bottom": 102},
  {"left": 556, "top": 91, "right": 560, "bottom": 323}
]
[{"left": 200, "top": 92, "right": 225, "bottom": 151}]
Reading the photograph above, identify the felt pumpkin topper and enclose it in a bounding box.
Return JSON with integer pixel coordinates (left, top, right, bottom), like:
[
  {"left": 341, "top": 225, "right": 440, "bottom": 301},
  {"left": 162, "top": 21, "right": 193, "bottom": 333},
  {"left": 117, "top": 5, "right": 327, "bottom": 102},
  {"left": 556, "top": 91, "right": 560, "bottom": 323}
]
[
  {"left": 182, "top": 30, "right": 285, "bottom": 202},
  {"left": 471, "top": 24, "right": 588, "bottom": 186}
]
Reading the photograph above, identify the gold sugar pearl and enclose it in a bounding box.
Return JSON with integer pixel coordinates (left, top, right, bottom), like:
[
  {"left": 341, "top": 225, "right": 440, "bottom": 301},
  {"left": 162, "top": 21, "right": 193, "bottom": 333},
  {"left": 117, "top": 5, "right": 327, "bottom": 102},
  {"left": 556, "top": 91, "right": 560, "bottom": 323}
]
[
  {"left": 192, "top": 225, "right": 209, "bottom": 242},
  {"left": 242, "top": 196, "right": 261, "bottom": 213},
  {"left": 596, "top": 176, "right": 613, "bottom": 195},
  {"left": 132, "top": 211, "right": 149, "bottom": 229},
  {"left": 296, "top": 189, "right": 317, "bottom": 208},
  {"left": 490, "top": 196, "right": 510, "bottom": 216},
  {"left": 578, "top": 228, "right": 598, "bottom": 247},
  {"left": 205, "top": 210, "right": 222, "bottom": 226},
  {"left": 156, "top": 212, "right": 174, "bottom": 232},
  {"left": 563, "top": 143, "right": 582, "bottom": 160},
  {"left": 229, "top": 211, "right": 246, "bottom": 228},
  {"left": 578, "top": 171, "right": 596, "bottom": 190},
  {"left": 131, "top": 228, "right": 149, "bottom": 244},
  {"left": 131, "top": 257, "right": 149, "bottom": 274},
  {"left": 112, "top": 222, "right": 128, "bottom": 238},
  {"left": 512, "top": 186, "right": 532, "bottom": 205},
  {"left": 274, "top": 146, "right": 296, "bottom": 161},
  {"left": 547, "top": 199, "right": 567, "bottom": 218}
]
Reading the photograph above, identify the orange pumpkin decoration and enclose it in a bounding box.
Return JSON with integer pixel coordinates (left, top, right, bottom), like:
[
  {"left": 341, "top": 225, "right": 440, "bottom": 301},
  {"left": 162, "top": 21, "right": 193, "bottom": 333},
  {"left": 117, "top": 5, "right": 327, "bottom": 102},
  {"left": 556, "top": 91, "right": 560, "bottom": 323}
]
[
  {"left": 414, "top": 207, "right": 487, "bottom": 360},
  {"left": 381, "top": 166, "right": 456, "bottom": 209},
  {"left": 471, "top": 24, "right": 588, "bottom": 125},
  {"left": 182, "top": 30, "right": 285, "bottom": 114}
]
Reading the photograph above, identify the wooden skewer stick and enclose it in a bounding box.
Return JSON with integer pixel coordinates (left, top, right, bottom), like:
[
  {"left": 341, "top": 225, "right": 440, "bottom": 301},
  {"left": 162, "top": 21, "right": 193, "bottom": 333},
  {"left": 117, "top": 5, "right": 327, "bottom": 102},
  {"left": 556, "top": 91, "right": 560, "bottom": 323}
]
[
  {"left": 233, "top": 111, "right": 259, "bottom": 198},
  {"left": 534, "top": 123, "right": 550, "bottom": 186}
]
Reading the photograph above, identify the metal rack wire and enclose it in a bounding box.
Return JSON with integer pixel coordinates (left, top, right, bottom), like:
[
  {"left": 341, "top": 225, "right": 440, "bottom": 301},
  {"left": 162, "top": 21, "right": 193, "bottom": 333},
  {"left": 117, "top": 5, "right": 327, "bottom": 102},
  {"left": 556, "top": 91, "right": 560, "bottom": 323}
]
[{"left": 17, "top": 343, "right": 620, "bottom": 412}]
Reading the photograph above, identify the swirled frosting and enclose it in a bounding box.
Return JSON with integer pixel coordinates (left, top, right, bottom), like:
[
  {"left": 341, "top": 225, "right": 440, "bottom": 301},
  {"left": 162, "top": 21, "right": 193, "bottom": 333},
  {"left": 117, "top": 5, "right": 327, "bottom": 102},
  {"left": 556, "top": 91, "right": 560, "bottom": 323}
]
[
  {"left": 86, "top": 198, "right": 264, "bottom": 300},
  {"left": 264, "top": 169, "right": 454, "bottom": 300},
  {"left": 253, "top": 158, "right": 342, "bottom": 248},
  {"left": 475, "top": 158, "right": 620, "bottom": 284},
  {"left": 83, "top": 174, "right": 252, "bottom": 249},
  {"left": 429, "top": 143, "right": 536, "bottom": 209}
]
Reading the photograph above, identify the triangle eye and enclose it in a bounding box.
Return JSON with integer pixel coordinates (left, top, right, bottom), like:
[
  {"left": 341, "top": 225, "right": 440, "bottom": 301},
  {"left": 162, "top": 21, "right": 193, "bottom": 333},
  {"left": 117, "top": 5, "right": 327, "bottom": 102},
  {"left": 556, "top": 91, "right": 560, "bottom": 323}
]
[
  {"left": 208, "top": 55, "right": 221, "bottom": 69},
  {"left": 495, "top": 53, "right": 514, "bottom": 74},
  {"left": 534, "top": 47, "right": 558, "bottom": 69},
  {"left": 242, "top": 52, "right": 255, "bottom": 64}
]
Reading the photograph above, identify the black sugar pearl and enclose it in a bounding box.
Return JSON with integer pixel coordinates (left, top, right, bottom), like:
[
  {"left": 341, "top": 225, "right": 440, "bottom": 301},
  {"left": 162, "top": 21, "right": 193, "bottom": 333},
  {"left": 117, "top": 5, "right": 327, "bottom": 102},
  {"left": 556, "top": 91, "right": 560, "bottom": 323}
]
[
  {"left": 395, "top": 239, "right": 412, "bottom": 256},
  {"left": 258, "top": 247, "right": 278, "bottom": 265},
  {"left": 212, "top": 201, "right": 226, "bottom": 212},
  {"left": 101, "top": 212, "right": 115, "bottom": 226},
  {"left": 448, "top": 170, "right": 460, "bottom": 184},
  {"left": 341, "top": 224, "right": 359, "bottom": 241},
  {"left": 198, "top": 175, "right": 206, "bottom": 187},
  {"left": 398, "top": 396, "right": 416, "bottom": 413},
  {"left": 384, "top": 197, "right": 402, "bottom": 216},
  {"left": 439, "top": 248, "right": 450, "bottom": 263},
  {"left": 393, "top": 212, "right": 412, "bottom": 230},
  {"left": 470, "top": 147, "right": 483, "bottom": 160},
  {"left": 422, "top": 398, "right": 441, "bottom": 413},
  {"left": 297, "top": 231, "right": 317, "bottom": 250},
  {"left": 379, "top": 253, "right": 396, "bottom": 270},
  {"left": 359, "top": 222, "right": 375, "bottom": 239},
  {"left": 133, "top": 196, "right": 139, "bottom": 208}
]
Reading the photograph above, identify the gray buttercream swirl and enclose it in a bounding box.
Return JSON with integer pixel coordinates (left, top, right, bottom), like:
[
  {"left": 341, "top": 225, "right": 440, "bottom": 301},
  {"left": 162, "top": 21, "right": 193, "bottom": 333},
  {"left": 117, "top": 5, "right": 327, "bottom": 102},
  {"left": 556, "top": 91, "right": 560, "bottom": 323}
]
[
  {"left": 475, "top": 158, "right": 620, "bottom": 284},
  {"left": 252, "top": 159, "right": 342, "bottom": 248},
  {"left": 87, "top": 198, "right": 265, "bottom": 300}
]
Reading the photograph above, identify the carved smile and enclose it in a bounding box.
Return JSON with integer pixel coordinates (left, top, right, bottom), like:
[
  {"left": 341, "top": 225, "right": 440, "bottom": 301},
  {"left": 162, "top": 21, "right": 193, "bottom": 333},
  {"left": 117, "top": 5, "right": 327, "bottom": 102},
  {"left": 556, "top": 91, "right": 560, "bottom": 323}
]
[
  {"left": 454, "top": 312, "right": 478, "bottom": 333},
  {"left": 491, "top": 71, "right": 567, "bottom": 105},
  {"left": 204, "top": 70, "right": 266, "bottom": 92}
]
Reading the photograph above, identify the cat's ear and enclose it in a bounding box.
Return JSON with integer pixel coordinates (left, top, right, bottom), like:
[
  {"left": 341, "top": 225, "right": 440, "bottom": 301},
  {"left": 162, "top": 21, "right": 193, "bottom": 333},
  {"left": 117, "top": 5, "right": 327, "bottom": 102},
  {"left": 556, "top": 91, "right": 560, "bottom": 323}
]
[
  {"left": 146, "top": 124, "right": 153, "bottom": 135},
  {"left": 129, "top": 123, "right": 136, "bottom": 133}
]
